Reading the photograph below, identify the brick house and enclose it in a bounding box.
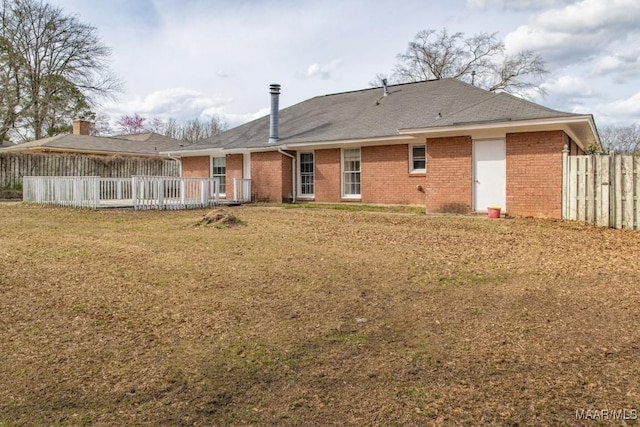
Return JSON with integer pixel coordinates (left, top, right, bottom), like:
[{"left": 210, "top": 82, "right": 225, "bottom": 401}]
[{"left": 164, "top": 79, "right": 600, "bottom": 218}]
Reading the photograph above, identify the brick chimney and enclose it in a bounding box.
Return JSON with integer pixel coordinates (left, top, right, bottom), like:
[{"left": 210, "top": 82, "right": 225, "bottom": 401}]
[{"left": 72, "top": 118, "right": 91, "bottom": 136}]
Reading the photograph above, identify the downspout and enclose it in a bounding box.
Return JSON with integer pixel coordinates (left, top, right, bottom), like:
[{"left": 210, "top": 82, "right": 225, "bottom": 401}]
[{"left": 278, "top": 148, "right": 296, "bottom": 203}]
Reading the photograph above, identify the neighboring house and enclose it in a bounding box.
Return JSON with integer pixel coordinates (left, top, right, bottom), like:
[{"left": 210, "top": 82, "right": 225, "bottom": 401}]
[
  {"left": 1, "top": 119, "right": 186, "bottom": 158},
  {"left": 163, "top": 79, "right": 600, "bottom": 218}
]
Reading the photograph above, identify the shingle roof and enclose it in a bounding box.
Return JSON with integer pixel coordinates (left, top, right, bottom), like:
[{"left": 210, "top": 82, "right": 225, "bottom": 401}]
[
  {"left": 179, "top": 78, "right": 579, "bottom": 152},
  {"left": 0, "top": 132, "right": 185, "bottom": 157}
]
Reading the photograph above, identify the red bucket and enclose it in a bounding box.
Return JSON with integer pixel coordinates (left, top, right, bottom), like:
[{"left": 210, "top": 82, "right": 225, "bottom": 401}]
[{"left": 487, "top": 207, "right": 501, "bottom": 219}]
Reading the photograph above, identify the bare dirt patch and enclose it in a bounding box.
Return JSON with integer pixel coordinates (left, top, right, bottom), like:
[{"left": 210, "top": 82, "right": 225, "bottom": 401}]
[{"left": 0, "top": 204, "right": 639, "bottom": 426}]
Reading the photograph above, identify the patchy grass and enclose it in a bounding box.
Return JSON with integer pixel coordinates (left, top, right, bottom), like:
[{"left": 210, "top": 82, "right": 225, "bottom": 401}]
[{"left": 0, "top": 204, "right": 639, "bottom": 426}]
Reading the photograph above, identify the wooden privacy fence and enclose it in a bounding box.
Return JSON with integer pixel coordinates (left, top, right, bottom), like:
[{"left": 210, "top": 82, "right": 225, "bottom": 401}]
[
  {"left": 563, "top": 150, "right": 640, "bottom": 230},
  {"left": 23, "top": 176, "right": 221, "bottom": 210},
  {"left": 0, "top": 152, "right": 179, "bottom": 188}
]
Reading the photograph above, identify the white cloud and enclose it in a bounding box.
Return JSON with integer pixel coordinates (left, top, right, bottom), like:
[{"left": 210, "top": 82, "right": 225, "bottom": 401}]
[
  {"left": 602, "top": 92, "right": 640, "bottom": 116},
  {"left": 541, "top": 75, "right": 595, "bottom": 98},
  {"left": 223, "top": 108, "right": 270, "bottom": 129},
  {"left": 467, "top": 0, "right": 574, "bottom": 11},
  {"left": 591, "top": 48, "right": 640, "bottom": 82},
  {"left": 105, "top": 88, "right": 233, "bottom": 122},
  {"left": 530, "top": 0, "right": 640, "bottom": 33},
  {"left": 301, "top": 60, "right": 343, "bottom": 80},
  {"left": 576, "top": 91, "right": 640, "bottom": 126},
  {"left": 504, "top": 0, "right": 640, "bottom": 63}
]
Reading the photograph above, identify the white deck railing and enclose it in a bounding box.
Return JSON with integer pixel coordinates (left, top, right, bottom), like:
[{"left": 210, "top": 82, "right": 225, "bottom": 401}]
[
  {"left": 23, "top": 176, "right": 225, "bottom": 210},
  {"left": 233, "top": 178, "right": 252, "bottom": 203},
  {"left": 23, "top": 176, "right": 101, "bottom": 208},
  {"left": 132, "top": 176, "right": 220, "bottom": 210}
]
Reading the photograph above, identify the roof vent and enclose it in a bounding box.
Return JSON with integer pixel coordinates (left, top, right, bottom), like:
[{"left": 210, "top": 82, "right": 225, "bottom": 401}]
[
  {"left": 382, "top": 78, "right": 389, "bottom": 96},
  {"left": 268, "top": 84, "right": 281, "bottom": 143}
]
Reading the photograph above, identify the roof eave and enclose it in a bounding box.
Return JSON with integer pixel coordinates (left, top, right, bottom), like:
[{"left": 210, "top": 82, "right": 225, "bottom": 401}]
[
  {"left": 18, "top": 146, "right": 167, "bottom": 157},
  {"left": 286, "top": 134, "right": 415, "bottom": 150},
  {"left": 399, "top": 115, "right": 600, "bottom": 151},
  {"left": 161, "top": 147, "right": 225, "bottom": 157}
]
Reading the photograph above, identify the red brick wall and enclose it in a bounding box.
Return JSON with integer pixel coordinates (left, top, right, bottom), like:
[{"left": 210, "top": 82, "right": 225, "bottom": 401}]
[
  {"left": 182, "top": 156, "right": 209, "bottom": 178},
  {"left": 251, "top": 151, "right": 292, "bottom": 202},
  {"left": 225, "top": 154, "right": 243, "bottom": 182},
  {"left": 506, "top": 131, "right": 568, "bottom": 218},
  {"left": 425, "top": 136, "right": 473, "bottom": 213},
  {"left": 569, "top": 139, "right": 585, "bottom": 155},
  {"left": 361, "top": 145, "right": 426, "bottom": 205},
  {"left": 282, "top": 151, "right": 293, "bottom": 202},
  {"left": 314, "top": 148, "right": 341, "bottom": 202}
]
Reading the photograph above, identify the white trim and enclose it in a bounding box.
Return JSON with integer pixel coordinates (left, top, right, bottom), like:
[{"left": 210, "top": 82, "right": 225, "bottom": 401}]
[
  {"left": 162, "top": 148, "right": 225, "bottom": 157},
  {"left": 341, "top": 147, "right": 361, "bottom": 199},
  {"left": 288, "top": 135, "right": 414, "bottom": 150},
  {"left": 398, "top": 115, "right": 599, "bottom": 151},
  {"left": 297, "top": 151, "right": 315, "bottom": 199},
  {"left": 399, "top": 115, "right": 595, "bottom": 135},
  {"left": 210, "top": 155, "right": 226, "bottom": 197},
  {"left": 409, "top": 143, "right": 426, "bottom": 174}
]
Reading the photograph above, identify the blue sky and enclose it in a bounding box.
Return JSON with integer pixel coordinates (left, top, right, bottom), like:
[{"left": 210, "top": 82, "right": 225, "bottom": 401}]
[{"left": 52, "top": 0, "right": 640, "bottom": 129}]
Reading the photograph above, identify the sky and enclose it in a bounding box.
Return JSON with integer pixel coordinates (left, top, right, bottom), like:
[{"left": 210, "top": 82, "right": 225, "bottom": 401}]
[{"left": 51, "top": 0, "right": 640, "bottom": 130}]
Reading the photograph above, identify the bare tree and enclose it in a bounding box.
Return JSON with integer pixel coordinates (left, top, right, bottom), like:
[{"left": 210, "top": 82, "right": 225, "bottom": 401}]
[
  {"left": 0, "top": 0, "right": 121, "bottom": 141},
  {"left": 376, "top": 28, "right": 548, "bottom": 97},
  {"left": 163, "top": 116, "right": 227, "bottom": 144},
  {"left": 599, "top": 124, "right": 640, "bottom": 154},
  {"left": 89, "top": 112, "right": 113, "bottom": 136},
  {"left": 116, "top": 114, "right": 227, "bottom": 143}
]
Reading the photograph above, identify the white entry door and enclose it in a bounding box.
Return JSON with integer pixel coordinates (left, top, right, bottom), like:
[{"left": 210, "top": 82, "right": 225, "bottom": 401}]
[{"left": 473, "top": 139, "right": 506, "bottom": 211}]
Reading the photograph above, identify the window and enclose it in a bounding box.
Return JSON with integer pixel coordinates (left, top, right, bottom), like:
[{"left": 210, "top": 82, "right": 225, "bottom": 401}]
[
  {"left": 342, "top": 148, "right": 361, "bottom": 198},
  {"left": 410, "top": 144, "right": 426, "bottom": 173},
  {"left": 298, "top": 152, "right": 314, "bottom": 197},
  {"left": 211, "top": 156, "right": 226, "bottom": 194}
]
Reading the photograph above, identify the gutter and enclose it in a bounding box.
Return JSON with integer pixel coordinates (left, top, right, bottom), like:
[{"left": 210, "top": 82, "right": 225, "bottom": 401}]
[{"left": 278, "top": 148, "right": 296, "bottom": 203}]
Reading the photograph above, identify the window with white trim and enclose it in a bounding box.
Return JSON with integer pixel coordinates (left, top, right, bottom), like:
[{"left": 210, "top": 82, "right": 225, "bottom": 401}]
[
  {"left": 342, "top": 148, "right": 361, "bottom": 198},
  {"left": 298, "top": 151, "right": 314, "bottom": 197},
  {"left": 211, "top": 156, "right": 226, "bottom": 194},
  {"left": 410, "top": 144, "right": 426, "bottom": 173}
]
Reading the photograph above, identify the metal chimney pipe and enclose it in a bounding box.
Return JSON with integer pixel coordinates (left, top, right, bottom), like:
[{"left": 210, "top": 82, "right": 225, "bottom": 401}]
[
  {"left": 382, "top": 78, "right": 389, "bottom": 96},
  {"left": 268, "top": 84, "right": 281, "bottom": 143}
]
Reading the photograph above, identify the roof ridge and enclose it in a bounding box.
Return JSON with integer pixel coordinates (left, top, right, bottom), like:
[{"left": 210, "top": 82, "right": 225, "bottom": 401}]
[
  {"left": 319, "top": 78, "right": 442, "bottom": 98},
  {"left": 33, "top": 134, "right": 69, "bottom": 146}
]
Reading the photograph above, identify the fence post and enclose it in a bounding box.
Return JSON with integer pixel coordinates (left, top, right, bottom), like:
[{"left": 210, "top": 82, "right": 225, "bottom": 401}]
[
  {"left": 94, "top": 177, "right": 100, "bottom": 209},
  {"left": 199, "top": 180, "right": 205, "bottom": 207},
  {"left": 234, "top": 178, "right": 239, "bottom": 202},
  {"left": 158, "top": 178, "right": 164, "bottom": 209},
  {"left": 561, "top": 144, "right": 569, "bottom": 219},
  {"left": 132, "top": 176, "right": 138, "bottom": 210}
]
